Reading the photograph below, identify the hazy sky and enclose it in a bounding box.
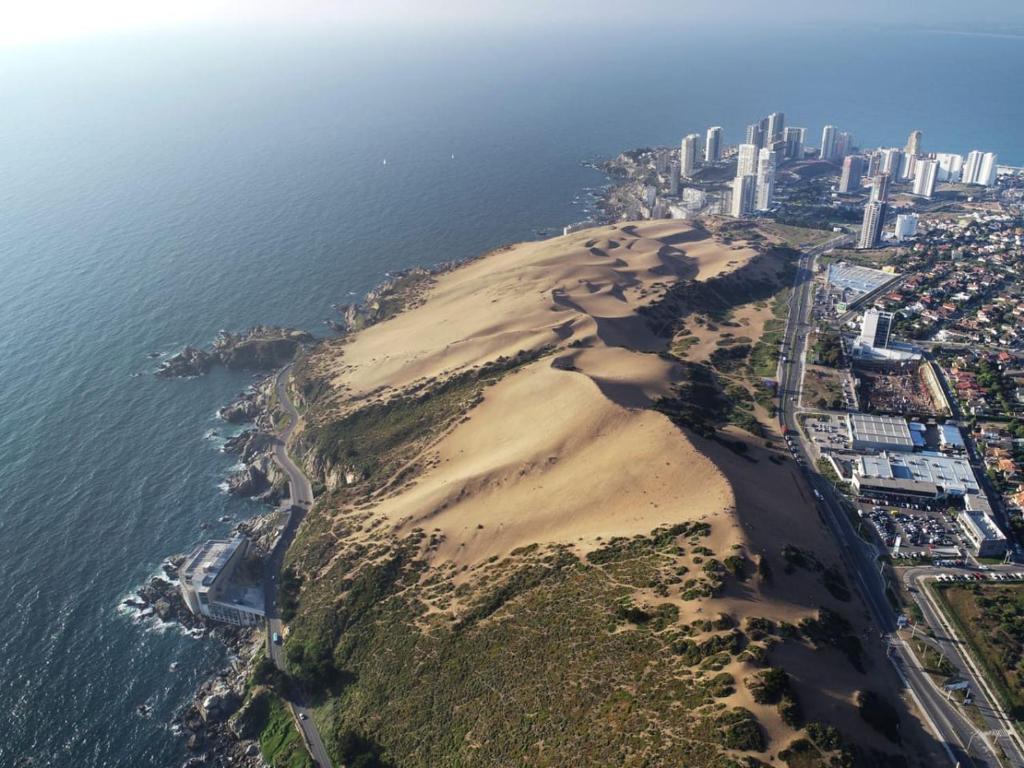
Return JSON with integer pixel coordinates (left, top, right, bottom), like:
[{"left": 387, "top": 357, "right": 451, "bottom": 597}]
[{"left": 4, "top": 0, "right": 1024, "bottom": 47}]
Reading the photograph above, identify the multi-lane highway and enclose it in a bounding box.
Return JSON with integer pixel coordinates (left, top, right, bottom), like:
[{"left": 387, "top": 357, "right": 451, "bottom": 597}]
[
  {"left": 776, "top": 240, "right": 1020, "bottom": 768},
  {"left": 263, "top": 364, "right": 334, "bottom": 768}
]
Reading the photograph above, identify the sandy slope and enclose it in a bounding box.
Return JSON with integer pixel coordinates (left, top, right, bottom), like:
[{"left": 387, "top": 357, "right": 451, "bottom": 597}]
[
  {"left": 300, "top": 221, "right": 752, "bottom": 566},
  {"left": 294, "top": 220, "right": 945, "bottom": 764}
]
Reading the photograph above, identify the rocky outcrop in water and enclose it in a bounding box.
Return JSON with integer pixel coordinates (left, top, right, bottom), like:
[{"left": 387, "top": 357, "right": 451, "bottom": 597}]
[{"left": 157, "top": 327, "right": 313, "bottom": 378}]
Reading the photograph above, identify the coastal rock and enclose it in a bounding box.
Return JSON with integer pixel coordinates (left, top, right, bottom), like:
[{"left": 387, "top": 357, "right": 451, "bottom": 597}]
[
  {"left": 156, "top": 346, "right": 214, "bottom": 378},
  {"left": 223, "top": 430, "right": 277, "bottom": 463},
  {"left": 200, "top": 683, "right": 241, "bottom": 722},
  {"left": 154, "top": 598, "right": 173, "bottom": 621},
  {"left": 332, "top": 266, "right": 434, "bottom": 333},
  {"left": 157, "top": 327, "right": 312, "bottom": 379},
  {"left": 219, "top": 398, "right": 259, "bottom": 424},
  {"left": 227, "top": 465, "right": 270, "bottom": 497}
]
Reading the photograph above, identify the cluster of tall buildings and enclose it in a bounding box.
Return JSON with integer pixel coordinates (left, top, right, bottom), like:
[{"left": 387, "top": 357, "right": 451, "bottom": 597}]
[
  {"left": 730, "top": 111, "right": 788, "bottom": 217},
  {"left": 819, "top": 125, "right": 855, "bottom": 162},
  {"left": 827, "top": 129, "right": 1002, "bottom": 249},
  {"left": 679, "top": 126, "right": 725, "bottom": 180},
  {"left": 674, "top": 114, "right": 1002, "bottom": 230}
]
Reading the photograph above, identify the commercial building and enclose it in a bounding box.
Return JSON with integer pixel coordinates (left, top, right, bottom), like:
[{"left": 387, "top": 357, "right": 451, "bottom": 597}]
[
  {"left": 839, "top": 155, "right": 864, "bottom": 194},
  {"left": 179, "top": 537, "right": 265, "bottom": 627},
  {"left": 680, "top": 133, "right": 701, "bottom": 178},
  {"left": 755, "top": 148, "right": 776, "bottom": 211},
  {"left": 939, "top": 423, "right": 966, "bottom": 452},
  {"left": 847, "top": 413, "right": 914, "bottom": 452},
  {"left": 736, "top": 143, "right": 758, "bottom": 177},
  {"left": 959, "top": 503, "right": 1007, "bottom": 558},
  {"left": 820, "top": 125, "right": 837, "bottom": 161},
  {"left": 784, "top": 126, "right": 805, "bottom": 160},
  {"left": 851, "top": 451, "right": 980, "bottom": 500},
  {"left": 859, "top": 309, "right": 895, "bottom": 349},
  {"left": 913, "top": 159, "right": 938, "bottom": 198},
  {"left": 894, "top": 213, "right": 919, "bottom": 242},
  {"left": 705, "top": 126, "right": 723, "bottom": 163},
  {"left": 858, "top": 200, "right": 887, "bottom": 249},
  {"left": 730, "top": 174, "right": 756, "bottom": 218}
]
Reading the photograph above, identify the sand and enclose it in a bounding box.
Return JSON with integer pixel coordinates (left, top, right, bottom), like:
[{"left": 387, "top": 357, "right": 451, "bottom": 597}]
[
  {"left": 301, "top": 220, "right": 743, "bottom": 565},
  {"left": 295, "top": 219, "right": 944, "bottom": 763}
]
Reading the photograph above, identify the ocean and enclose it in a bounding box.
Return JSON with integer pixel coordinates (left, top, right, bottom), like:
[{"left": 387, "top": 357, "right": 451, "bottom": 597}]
[{"left": 0, "top": 23, "right": 1021, "bottom": 767}]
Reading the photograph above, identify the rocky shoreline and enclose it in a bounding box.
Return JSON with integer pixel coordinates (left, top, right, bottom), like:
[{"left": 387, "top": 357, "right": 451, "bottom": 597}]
[
  {"left": 134, "top": 367, "right": 301, "bottom": 766},
  {"left": 157, "top": 326, "right": 314, "bottom": 378}
]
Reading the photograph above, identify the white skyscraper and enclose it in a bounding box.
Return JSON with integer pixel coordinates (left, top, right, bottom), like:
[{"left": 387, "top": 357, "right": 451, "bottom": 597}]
[
  {"left": 895, "top": 213, "right": 919, "bottom": 241},
  {"left": 755, "top": 148, "right": 777, "bottom": 211},
  {"left": 879, "top": 148, "right": 903, "bottom": 177},
  {"left": 730, "top": 174, "right": 756, "bottom": 218},
  {"left": 680, "top": 133, "right": 701, "bottom": 178},
  {"left": 858, "top": 201, "right": 887, "bottom": 249},
  {"left": 705, "top": 126, "right": 723, "bottom": 163},
  {"left": 820, "top": 125, "right": 837, "bottom": 161},
  {"left": 784, "top": 127, "right": 805, "bottom": 160},
  {"left": 736, "top": 143, "right": 758, "bottom": 177},
  {"left": 898, "top": 153, "right": 917, "bottom": 181},
  {"left": 978, "top": 152, "right": 998, "bottom": 186},
  {"left": 745, "top": 123, "right": 763, "bottom": 150},
  {"left": 935, "top": 153, "right": 964, "bottom": 182},
  {"left": 963, "top": 150, "right": 984, "bottom": 185},
  {"left": 913, "top": 159, "right": 938, "bottom": 198},
  {"left": 766, "top": 112, "right": 785, "bottom": 142}
]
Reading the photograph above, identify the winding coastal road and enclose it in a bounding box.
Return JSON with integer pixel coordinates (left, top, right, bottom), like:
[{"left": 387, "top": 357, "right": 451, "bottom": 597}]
[
  {"left": 262, "top": 364, "right": 334, "bottom": 768},
  {"left": 777, "top": 240, "right": 1019, "bottom": 767}
]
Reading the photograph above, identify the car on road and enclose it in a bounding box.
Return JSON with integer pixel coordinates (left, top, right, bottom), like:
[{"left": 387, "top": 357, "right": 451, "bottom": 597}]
[
  {"left": 299, "top": 713, "right": 308, "bottom": 720},
  {"left": 272, "top": 632, "right": 281, "bottom": 644}
]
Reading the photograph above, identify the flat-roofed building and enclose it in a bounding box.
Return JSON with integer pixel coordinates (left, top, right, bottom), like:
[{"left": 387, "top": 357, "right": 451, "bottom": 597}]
[
  {"left": 847, "top": 413, "right": 914, "bottom": 452},
  {"left": 179, "top": 537, "right": 265, "bottom": 627},
  {"left": 959, "top": 503, "right": 1007, "bottom": 558},
  {"left": 858, "top": 309, "right": 894, "bottom": 350},
  {"left": 851, "top": 451, "right": 980, "bottom": 500},
  {"left": 939, "top": 424, "right": 966, "bottom": 452}
]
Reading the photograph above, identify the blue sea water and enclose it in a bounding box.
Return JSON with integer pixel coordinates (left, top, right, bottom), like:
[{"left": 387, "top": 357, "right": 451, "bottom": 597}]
[{"left": 0, "top": 23, "right": 1022, "bottom": 767}]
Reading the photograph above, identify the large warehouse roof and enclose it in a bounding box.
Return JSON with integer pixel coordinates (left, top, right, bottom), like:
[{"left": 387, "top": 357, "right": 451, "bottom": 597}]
[
  {"left": 855, "top": 452, "right": 979, "bottom": 495},
  {"left": 847, "top": 413, "right": 915, "bottom": 451}
]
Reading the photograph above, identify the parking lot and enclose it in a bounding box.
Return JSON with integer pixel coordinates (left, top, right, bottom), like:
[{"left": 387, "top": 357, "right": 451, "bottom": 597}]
[
  {"left": 804, "top": 413, "right": 850, "bottom": 456},
  {"left": 935, "top": 571, "right": 1024, "bottom": 583},
  {"left": 858, "top": 501, "right": 970, "bottom": 560}
]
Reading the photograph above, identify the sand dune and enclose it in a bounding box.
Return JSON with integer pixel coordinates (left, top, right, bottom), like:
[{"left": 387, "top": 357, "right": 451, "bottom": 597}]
[
  {"left": 291, "top": 220, "right": 943, "bottom": 765},
  {"left": 299, "top": 220, "right": 751, "bottom": 565}
]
